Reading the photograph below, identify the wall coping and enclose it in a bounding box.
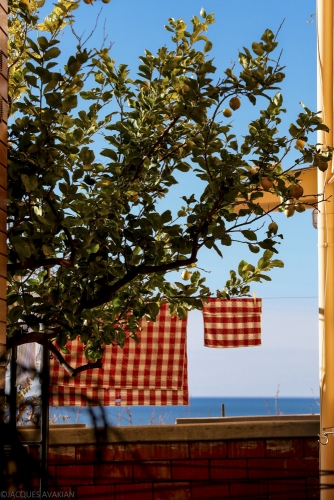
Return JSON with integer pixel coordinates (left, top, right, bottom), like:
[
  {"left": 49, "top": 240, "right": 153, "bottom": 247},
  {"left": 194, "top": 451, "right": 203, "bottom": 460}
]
[{"left": 17, "top": 415, "right": 320, "bottom": 445}]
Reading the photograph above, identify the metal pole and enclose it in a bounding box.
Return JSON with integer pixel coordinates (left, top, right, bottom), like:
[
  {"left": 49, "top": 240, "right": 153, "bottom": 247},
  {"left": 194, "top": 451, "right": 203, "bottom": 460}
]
[
  {"left": 317, "top": 0, "right": 334, "bottom": 496},
  {"left": 9, "top": 346, "right": 17, "bottom": 433},
  {"left": 40, "top": 341, "right": 49, "bottom": 494}
]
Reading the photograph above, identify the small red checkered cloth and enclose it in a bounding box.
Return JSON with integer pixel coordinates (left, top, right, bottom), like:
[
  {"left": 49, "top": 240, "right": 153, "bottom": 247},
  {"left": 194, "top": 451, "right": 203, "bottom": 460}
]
[
  {"left": 49, "top": 304, "right": 188, "bottom": 406},
  {"left": 202, "top": 298, "right": 262, "bottom": 348}
]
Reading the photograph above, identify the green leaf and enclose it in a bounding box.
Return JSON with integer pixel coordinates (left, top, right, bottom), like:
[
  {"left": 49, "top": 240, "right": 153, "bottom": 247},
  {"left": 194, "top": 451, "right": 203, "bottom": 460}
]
[
  {"left": 289, "top": 123, "right": 300, "bottom": 137},
  {"left": 45, "top": 91, "right": 62, "bottom": 108},
  {"left": 27, "top": 37, "right": 40, "bottom": 54},
  {"left": 241, "top": 230, "right": 257, "bottom": 241},
  {"left": 37, "top": 36, "right": 49, "bottom": 50},
  {"left": 62, "top": 95, "right": 78, "bottom": 113},
  {"left": 161, "top": 210, "right": 172, "bottom": 224},
  {"left": 12, "top": 238, "right": 31, "bottom": 262},
  {"left": 8, "top": 305, "right": 24, "bottom": 323},
  {"left": 21, "top": 174, "right": 38, "bottom": 192},
  {"left": 100, "top": 149, "right": 118, "bottom": 161},
  {"left": 42, "top": 245, "right": 53, "bottom": 255},
  {"left": 248, "top": 244, "right": 260, "bottom": 253},
  {"left": 86, "top": 243, "right": 100, "bottom": 254},
  {"left": 68, "top": 61, "right": 81, "bottom": 77},
  {"left": 44, "top": 47, "right": 61, "bottom": 61},
  {"left": 80, "top": 147, "right": 95, "bottom": 164}
]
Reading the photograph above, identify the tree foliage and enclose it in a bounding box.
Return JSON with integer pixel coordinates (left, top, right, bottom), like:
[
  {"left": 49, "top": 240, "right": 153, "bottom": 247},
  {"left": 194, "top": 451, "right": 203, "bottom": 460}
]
[{"left": 7, "top": 1, "right": 331, "bottom": 364}]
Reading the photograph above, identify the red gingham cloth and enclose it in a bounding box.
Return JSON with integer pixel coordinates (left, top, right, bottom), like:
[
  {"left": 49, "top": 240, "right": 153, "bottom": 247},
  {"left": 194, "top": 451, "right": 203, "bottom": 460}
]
[
  {"left": 202, "top": 298, "right": 262, "bottom": 348},
  {"left": 49, "top": 304, "right": 188, "bottom": 406}
]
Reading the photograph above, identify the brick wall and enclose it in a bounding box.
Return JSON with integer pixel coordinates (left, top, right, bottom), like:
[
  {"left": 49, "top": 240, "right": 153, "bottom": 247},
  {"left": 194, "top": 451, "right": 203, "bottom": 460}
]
[
  {"left": 0, "top": 0, "right": 7, "bottom": 413},
  {"left": 20, "top": 416, "right": 321, "bottom": 499}
]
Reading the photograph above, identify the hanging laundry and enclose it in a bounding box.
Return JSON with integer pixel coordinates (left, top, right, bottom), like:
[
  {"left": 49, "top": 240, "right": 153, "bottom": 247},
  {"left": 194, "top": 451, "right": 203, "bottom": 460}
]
[
  {"left": 16, "top": 342, "right": 36, "bottom": 388},
  {"left": 202, "top": 298, "right": 262, "bottom": 348},
  {"left": 50, "top": 304, "right": 188, "bottom": 406}
]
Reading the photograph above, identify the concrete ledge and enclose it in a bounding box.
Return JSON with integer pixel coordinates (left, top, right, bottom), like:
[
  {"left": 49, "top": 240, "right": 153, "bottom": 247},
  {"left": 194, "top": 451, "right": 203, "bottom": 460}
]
[
  {"left": 176, "top": 414, "right": 320, "bottom": 424},
  {"left": 17, "top": 415, "right": 320, "bottom": 445}
]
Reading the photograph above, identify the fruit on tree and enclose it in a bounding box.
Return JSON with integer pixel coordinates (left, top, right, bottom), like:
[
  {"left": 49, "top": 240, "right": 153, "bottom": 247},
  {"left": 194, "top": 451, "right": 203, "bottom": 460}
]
[
  {"left": 260, "top": 177, "right": 273, "bottom": 191},
  {"left": 317, "top": 161, "right": 329, "bottom": 172},
  {"left": 295, "top": 139, "right": 305, "bottom": 150},
  {"left": 229, "top": 97, "right": 241, "bottom": 110},
  {"left": 295, "top": 203, "right": 306, "bottom": 213},
  {"left": 268, "top": 222, "right": 278, "bottom": 233},
  {"left": 284, "top": 204, "right": 295, "bottom": 218},
  {"left": 289, "top": 184, "right": 304, "bottom": 199},
  {"left": 223, "top": 108, "right": 232, "bottom": 118},
  {"left": 141, "top": 81, "right": 150, "bottom": 92},
  {"left": 128, "top": 192, "right": 139, "bottom": 203},
  {"left": 184, "top": 141, "right": 195, "bottom": 153},
  {"left": 181, "top": 270, "right": 192, "bottom": 280}
]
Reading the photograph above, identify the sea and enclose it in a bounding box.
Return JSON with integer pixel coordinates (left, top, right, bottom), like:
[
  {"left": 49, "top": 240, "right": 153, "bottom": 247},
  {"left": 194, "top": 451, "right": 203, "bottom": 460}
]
[{"left": 49, "top": 396, "right": 320, "bottom": 427}]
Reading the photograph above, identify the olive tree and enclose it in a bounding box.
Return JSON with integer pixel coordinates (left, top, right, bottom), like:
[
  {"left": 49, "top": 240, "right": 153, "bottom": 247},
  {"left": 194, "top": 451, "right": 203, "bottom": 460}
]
[{"left": 7, "top": 0, "right": 331, "bottom": 368}]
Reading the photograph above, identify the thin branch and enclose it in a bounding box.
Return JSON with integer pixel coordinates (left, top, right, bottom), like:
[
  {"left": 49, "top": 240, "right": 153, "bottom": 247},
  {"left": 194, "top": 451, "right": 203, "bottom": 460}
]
[
  {"left": 78, "top": 238, "right": 200, "bottom": 311},
  {"left": 47, "top": 341, "right": 102, "bottom": 377},
  {"left": 130, "top": 116, "right": 180, "bottom": 182},
  {"left": 8, "top": 257, "right": 75, "bottom": 273}
]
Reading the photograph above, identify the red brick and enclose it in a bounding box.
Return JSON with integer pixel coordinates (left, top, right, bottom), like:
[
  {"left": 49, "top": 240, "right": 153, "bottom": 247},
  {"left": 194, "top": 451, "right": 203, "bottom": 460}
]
[
  {"left": 248, "top": 458, "right": 285, "bottom": 479},
  {"left": 1, "top": 99, "right": 7, "bottom": 123},
  {"left": 47, "top": 488, "right": 73, "bottom": 496},
  {"left": 48, "top": 446, "right": 75, "bottom": 464},
  {"left": 189, "top": 441, "right": 227, "bottom": 459},
  {"left": 76, "top": 444, "right": 113, "bottom": 463},
  {"left": 151, "top": 443, "right": 188, "bottom": 460},
  {"left": 0, "top": 164, "right": 6, "bottom": 190},
  {"left": 28, "top": 446, "right": 40, "bottom": 461},
  {"left": 95, "top": 463, "right": 133, "bottom": 484},
  {"left": 266, "top": 439, "right": 304, "bottom": 458},
  {"left": 114, "top": 443, "right": 152, "bottom": 461},
  {"left": 211, "top": 459, "right": 247, "bottom": 480},
  {"left": 0, "top": 5, "right": 6, "bottom": 30},
  {"left": 77, "top": 485, "right": 115, "bottom": 499},
  {"left": 0, "top": 0, "right": 7, "bottom": 15},
  {"left": 47, "top": 465, "right": 56, "bottom": 487},
  {"left": 0, "top": 30, "right": 7, "bottom": 57},
  {"left": 57, "top": 465, "right": 94, "bottom": 486},
  {"left": 230, "top": 481, "right": 267, "bottom": 499},
  {"left": 115, "top": 483, "right": 153, "bottom": 500},
  {"left": 0, "top": 186, "right": 5, "bottom": 212},
  {"left": 153, "top": 482, "right": 191, "bottom": 500},
  {"left": 228, "top": 440, "right": 265, "bottom": 458},
  {"left": 134, "top": 461, "right": 171, "bottom": 481},
  {"left": 306, "top": 477, "right": 320, "bottom": 499},
  {"left": 304, "top": 438, "right": 319, "bottom": 459},
  {"left": 33, "top": 467, "right": 55, "bottom": 487},
  {"left": 0, "top": 74, "right": 7, "bottom": 101},
  {"left": 268, "top": 479, "right": 306, "bottom": 499},
  {"left": 191, "top": 481, "right": 229, "bottom": 499},
  {"left": 285, "top": 458, "right": 319, "bottom": 478},
  {"left": 171, "top": 459, "right": 209, "bottom": 481}
]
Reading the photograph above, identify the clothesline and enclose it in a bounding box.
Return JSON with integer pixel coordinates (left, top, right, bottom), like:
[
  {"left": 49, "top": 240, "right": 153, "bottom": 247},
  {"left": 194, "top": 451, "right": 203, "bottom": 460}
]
[{"left": 260, "top": 296, "right": 318, "bottom": 299}]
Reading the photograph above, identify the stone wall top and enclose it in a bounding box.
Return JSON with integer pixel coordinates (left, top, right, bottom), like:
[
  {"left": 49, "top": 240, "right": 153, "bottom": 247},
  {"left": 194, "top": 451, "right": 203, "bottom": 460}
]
[{"left": 17, "top": 415, "right": 320, "bottom": 445}]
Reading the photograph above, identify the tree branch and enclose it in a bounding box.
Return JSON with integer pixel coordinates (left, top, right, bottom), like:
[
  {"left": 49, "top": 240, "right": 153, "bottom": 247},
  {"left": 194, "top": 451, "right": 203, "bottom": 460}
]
[
  {"left": 78, "top": 240, "right": 199, "bottom": 311},
  {"left": 7, "top": 332, "right": 102, "bottom": 377},
  {"left": 8, "top": 257, "right": 75, "bottom": 273},
  {"left": 131, "top": 115, "right": 180, "bottom": 182},
  {"left": 47, "top": 342, "right": 102, "bottom": 377}
]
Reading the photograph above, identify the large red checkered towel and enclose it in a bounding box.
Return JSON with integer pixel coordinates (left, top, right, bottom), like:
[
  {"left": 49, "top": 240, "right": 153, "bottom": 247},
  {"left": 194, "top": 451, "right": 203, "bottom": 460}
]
[
  {"left": 49, "top": 304, "right": 188, "bottom": 406},
  {"left": 202, "top": 298, "right": 262, "bottom": 348}
]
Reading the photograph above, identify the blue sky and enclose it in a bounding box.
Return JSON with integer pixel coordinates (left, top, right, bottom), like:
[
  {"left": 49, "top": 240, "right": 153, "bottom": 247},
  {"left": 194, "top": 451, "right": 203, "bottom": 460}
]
[{"left": 43, "top": 0, "right": 318, "bottom": 397}]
